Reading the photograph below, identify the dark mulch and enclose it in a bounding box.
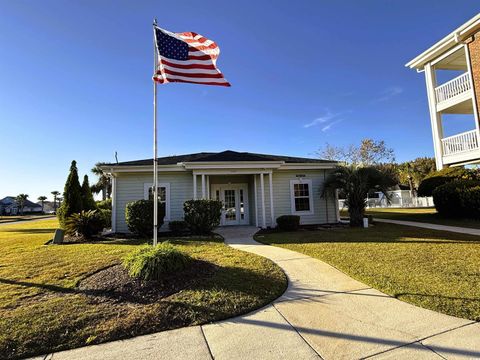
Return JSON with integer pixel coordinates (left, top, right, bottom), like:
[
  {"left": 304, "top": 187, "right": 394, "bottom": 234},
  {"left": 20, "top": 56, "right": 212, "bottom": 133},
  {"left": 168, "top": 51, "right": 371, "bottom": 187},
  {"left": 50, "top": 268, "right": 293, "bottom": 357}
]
[{"left": 78, "top": 260, "right": 217, "bottom": 305}]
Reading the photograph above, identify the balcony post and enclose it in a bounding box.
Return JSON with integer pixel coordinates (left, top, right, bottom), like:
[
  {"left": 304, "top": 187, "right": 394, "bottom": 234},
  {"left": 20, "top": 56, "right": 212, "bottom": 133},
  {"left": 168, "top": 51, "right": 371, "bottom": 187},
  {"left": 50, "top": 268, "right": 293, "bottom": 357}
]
[{"left": 425, "top": 63, "right": 445, "bottom": 170}]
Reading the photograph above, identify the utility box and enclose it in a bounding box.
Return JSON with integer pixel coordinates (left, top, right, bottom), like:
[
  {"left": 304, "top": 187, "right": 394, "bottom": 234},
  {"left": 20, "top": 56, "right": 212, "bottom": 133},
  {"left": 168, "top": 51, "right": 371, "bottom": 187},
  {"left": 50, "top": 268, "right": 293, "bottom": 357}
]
[{"left": 52, "top": 229, "right": 64, "bottom": 244}]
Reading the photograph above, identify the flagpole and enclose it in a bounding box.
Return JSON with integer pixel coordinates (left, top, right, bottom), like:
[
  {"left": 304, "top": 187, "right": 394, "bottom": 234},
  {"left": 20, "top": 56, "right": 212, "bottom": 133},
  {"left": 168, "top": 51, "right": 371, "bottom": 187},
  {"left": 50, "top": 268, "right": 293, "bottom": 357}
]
[{"left": 153, "top": 19, "right": 158, "bottom": 246}]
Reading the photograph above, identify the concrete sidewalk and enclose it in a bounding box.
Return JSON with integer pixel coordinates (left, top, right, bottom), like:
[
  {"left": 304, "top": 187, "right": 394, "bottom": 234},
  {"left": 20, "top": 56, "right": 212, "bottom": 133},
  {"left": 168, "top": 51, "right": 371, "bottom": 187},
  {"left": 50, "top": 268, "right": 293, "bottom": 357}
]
[
  {"left": 374, "top": 218, "right": 480, "bottom": 236},
  {"left": 36, "top": 227, "right": 480, "bottom": 360}
]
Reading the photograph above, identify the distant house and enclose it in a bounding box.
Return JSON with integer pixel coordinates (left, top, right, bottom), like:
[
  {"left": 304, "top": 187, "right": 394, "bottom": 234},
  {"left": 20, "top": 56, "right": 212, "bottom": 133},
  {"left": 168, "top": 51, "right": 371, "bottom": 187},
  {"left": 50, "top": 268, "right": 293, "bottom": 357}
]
[
  {"left": 101, "top": 150, "right": 339, "bottom": 232},
  {"left": 0, "top": 197, "right": 43, "bottom": 215},
  {"left": 36, "top": 201, "right": 56, "bottom": 214},
  {"left": 406, "top": 13, "right": 480, "bottom": 169}
]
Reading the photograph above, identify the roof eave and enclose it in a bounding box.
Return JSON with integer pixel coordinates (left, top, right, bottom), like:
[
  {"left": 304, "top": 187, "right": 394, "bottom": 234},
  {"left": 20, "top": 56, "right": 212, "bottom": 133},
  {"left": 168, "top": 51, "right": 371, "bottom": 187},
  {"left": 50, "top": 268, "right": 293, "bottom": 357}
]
[{"left": 406, "top": 13, "right": 480, "bottom": 70}]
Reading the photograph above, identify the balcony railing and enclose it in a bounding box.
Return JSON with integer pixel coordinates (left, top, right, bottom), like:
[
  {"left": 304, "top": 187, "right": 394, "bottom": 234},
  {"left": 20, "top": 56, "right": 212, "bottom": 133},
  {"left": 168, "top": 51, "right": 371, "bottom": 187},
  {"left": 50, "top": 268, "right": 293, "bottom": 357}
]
[
  {"left": 434, "top": 72, "right": 471, "bottom": 104},
  {"left": 441, "top": 129, "right": 479, "bottom": 156}
]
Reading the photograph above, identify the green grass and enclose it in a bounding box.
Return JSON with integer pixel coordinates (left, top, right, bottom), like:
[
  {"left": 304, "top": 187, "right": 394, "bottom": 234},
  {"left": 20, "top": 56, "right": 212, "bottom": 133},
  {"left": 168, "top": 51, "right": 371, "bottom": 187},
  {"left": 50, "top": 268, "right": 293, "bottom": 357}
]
[
  {"left": 256, "top": 223, "right": 480, "bottom": 321},
  {"left": 0, "top": 215, "right": 53, "bottom": 224},
  {"left": 0, "top": 219, "right": 286, "bottom": 359},
  {"left": 340, "top": 208, "right": 480, "bottom": 229}
]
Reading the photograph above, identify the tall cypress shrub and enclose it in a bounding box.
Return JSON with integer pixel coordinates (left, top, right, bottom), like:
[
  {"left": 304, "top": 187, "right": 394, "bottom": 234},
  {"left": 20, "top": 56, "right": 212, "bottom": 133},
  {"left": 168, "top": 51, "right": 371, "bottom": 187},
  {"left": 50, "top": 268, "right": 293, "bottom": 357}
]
[
  {"left": 57, "top": 160, "right": 83, "bottom": 227},
  {"left": 81, "top": 175, "right": 97, "bottom": 211}
]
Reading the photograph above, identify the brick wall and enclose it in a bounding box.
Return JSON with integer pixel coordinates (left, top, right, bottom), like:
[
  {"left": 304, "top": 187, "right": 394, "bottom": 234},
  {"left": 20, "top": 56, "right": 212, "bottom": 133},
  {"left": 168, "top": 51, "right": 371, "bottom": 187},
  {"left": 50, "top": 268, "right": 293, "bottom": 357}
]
[{"left": 467, "top": 32, "right": 480, "bottom": 113}]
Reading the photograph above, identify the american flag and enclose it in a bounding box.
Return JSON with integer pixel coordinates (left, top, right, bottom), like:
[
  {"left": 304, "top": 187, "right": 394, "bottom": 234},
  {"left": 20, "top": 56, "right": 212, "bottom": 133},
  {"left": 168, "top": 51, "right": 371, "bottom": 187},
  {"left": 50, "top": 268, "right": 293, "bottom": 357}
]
[{"left": 153, "top": 26, "right": 230, "bottom": 87}]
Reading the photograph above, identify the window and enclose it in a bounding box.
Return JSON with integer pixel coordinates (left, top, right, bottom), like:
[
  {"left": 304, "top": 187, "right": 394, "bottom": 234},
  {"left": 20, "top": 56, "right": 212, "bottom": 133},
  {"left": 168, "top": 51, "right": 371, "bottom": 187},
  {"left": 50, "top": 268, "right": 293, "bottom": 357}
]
[
  {"left": 144, "top": 183, "right": 170, "bottom": 220},
  {"left": 290, "top": 179, "right": 314, "bottom": 215}
]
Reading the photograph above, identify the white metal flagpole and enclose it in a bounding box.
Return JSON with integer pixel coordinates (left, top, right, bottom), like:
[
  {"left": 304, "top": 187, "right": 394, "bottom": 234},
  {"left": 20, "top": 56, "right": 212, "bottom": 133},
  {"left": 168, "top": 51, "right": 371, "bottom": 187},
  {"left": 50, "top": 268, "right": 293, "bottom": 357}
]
[{"left": 153, "top": 19, "right": 158, "bottom": 246}]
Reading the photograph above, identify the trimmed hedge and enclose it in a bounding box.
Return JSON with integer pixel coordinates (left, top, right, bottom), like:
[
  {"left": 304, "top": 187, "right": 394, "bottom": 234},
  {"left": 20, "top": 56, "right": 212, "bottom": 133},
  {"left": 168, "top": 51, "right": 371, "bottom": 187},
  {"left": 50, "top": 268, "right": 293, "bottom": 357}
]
[
  {"left": 123, "top": 243, "right": 191, "bottom": 281},
  {"left": 125, "top": 200, "right": 165, "bottom": 237},
  {"left": 432, "top": 179, "right": 480, "bottom": 218},
  {"left": 276, "top": 215, "right": 300, "bottom": 231},
  {"left": 183, "top": 199, "right": 222, "bottom": 235},
  {"left": 418, "top": 167, "right": 479, "bottom": 197},
  {"left": 168, "top": 220, "right": 188, "bottom": 235}
]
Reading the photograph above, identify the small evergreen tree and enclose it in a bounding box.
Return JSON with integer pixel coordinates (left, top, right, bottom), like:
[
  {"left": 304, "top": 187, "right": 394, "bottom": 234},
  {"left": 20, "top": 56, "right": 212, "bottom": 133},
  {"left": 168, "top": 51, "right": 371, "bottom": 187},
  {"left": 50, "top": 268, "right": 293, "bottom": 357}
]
[
  {"left": 57, "top": 160, "right": 83, "bottom": 227},
  {"left": 81, "top": 175, "right": 97, "bottom": 211}
]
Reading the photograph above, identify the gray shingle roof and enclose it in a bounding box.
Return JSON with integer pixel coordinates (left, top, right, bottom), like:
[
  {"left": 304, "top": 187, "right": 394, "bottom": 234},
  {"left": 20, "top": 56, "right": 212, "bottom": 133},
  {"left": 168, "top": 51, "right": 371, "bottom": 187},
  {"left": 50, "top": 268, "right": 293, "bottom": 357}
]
[{"left": 106, "top": 150, "right": 332, "bottom": 167}]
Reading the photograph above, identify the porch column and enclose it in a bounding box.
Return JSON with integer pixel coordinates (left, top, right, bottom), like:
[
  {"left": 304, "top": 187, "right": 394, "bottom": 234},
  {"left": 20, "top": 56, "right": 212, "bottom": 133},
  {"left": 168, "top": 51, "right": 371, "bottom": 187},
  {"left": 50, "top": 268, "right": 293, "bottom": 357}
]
[
  {"left": 193, "top": 173, "right": 197, "bottom": 200},
  {"left": 206, "top": 176, "right": 210, "bottom": 199},
  {"left": 425, "top": 63, "right": 445, "bottom": 170},
  {"left": 268, "top": 172, "right": 274, "bottom": 227},
  {"left": 201, "top": 174, "right": 206, "bottom": 199},
  {"left": 111, "top": 174, "right": 117, "bottom": 232},
  {"left": 260, "top": 173, "right": 266, "bottom": 228},
  {"left": 254, "top": 174, "right": 258, "bottom": 227}
]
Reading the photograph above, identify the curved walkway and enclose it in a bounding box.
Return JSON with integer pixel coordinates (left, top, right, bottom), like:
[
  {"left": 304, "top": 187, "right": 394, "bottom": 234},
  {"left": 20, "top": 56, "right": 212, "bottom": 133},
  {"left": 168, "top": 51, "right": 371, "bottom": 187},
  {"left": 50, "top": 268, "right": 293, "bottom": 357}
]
[{"left": 37, "top": 226, "right": 480, "bottom": 360}]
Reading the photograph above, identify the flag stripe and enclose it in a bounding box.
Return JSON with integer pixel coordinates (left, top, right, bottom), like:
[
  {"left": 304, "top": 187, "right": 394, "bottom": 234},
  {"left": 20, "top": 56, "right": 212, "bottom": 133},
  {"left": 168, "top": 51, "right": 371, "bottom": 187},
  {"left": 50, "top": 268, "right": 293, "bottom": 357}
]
[
  {"left": 160, "top": 58, "right": 216, "bottom": 70},
  {"left": 160, "top": 64, "right": 221, "bottom": 74},
  {"left": 162, "top": 68, "right": 225, "bottom": 78},
  {"left": 154, "top": 76, "right": 230, "bottom": 86}
]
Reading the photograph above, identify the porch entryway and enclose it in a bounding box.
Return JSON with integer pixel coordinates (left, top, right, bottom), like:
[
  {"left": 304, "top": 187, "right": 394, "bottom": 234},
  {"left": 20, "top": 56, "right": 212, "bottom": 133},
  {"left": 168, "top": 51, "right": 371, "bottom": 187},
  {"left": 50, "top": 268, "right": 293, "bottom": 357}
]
[{"left": 211, "top": 183, "right": 249, "bottom": 226}]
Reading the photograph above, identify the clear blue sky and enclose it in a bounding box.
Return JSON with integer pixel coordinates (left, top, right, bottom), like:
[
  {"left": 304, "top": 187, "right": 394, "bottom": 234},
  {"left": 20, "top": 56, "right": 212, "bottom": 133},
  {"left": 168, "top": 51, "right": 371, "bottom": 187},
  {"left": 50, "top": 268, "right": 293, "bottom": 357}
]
[{"left": 1, "top": 1, "right": 480, "bottom": 201}]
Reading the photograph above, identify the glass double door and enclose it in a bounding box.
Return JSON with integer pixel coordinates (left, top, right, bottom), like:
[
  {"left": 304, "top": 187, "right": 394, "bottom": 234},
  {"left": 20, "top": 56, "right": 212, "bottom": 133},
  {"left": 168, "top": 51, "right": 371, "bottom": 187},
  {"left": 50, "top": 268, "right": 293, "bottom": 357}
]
[{"left": 212, "top": 184, "right": 249, "bottom": 226}]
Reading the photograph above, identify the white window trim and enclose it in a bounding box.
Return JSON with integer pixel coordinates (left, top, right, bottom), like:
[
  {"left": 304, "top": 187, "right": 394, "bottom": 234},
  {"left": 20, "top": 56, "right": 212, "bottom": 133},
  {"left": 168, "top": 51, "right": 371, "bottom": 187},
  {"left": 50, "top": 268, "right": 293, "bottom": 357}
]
[
  {"left": 290, "top": 179, "right": 314, "bottom": 215},
  {"left": 144, "top": 183, "right": 171, "bottom": 221}
]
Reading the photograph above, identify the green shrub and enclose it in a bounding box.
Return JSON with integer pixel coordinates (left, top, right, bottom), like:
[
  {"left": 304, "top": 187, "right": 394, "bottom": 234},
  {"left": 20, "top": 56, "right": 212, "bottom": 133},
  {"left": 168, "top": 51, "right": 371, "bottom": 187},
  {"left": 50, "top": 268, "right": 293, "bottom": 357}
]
[
  {"left": 58, "top": 160, "right": 83, "bottom": 227},
  {"left": 98, "top": 208, "right": 112, "bottom": 228},
  {"left": 125, "top": 200, "right": 165, "bottom": 237},
  {"left": 122, "top": 243, "right": 191, "bottom": 281},
  {"left": 168, "top": 220, "right": 188, "bottom": 234},
  {"left": 183, "top": 199, "right": 222, "bottom": 235},
  {"left": 276, "top": 215, "right": 300, "bottom": 231},
  {"left": 418, "top": 167, "right": 479, "bottom": 197},
  {"left": 81, "top": 175, "right": 97, "bottom": 211},
  {"left": 432, "top": 179, "right": 480, "bottom": 218},
  {"left": 65, "top": 210, "right": 104, "bottom": 239},
  {"left": 96, "top": 198, "right": 112, "bottom": 210}
]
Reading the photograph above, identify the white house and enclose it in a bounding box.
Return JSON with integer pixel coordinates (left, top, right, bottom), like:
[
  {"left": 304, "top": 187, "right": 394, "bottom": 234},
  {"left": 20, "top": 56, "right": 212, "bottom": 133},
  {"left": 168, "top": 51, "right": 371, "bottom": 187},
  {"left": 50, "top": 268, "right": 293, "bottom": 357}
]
[
  {"left": 406, "top": 13, "right": 480, "bottom": 169},
  {"left": 101, "top": 150, "right": 339, "bottom": 232}
]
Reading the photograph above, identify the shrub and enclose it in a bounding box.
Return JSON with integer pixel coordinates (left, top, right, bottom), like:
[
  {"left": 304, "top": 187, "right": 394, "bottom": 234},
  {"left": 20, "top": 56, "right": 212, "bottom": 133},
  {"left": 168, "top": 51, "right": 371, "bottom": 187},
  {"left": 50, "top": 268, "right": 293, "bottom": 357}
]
[
  {"left": 432, "top": 179, "right": 480, "bottom": 218},
  {"left": 81, "top": 175, "right": 97, "bottom": 211},
  {"left": 98, "top": 208, "right": 112, "bottom": 228},
  {"left": 276, "top": 215, "right": 300, "bottom": 231},
  {"left": 122, "top": 243, "right": 191, "bottom": 281},
  {"left": 96, "top": 198, "right": 112, "bottom": 210},
  {"left": 65, "top": 210, "right": 104, "bottom": 239},
  {"left": 168, "top": 220, "right": 188, "bottom": 235},
  {"left": 418, "top": 167, "right": 479, "bottom": 197},
  {"left": 183, "top": 199, "right": 222, "bottom": 235},
  {"left": 125, "top": 200, "right": 165, "bottom": 237},
  {"left": 58, "top": 160, "right": 83, "bottom": 227}
]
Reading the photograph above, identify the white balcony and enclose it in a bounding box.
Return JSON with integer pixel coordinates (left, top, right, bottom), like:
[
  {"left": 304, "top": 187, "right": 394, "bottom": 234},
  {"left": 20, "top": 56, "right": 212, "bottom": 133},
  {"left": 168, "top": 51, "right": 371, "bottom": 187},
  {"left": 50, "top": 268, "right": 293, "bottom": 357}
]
[
  {"left": 434, "top": 72, "right": 473, "bottom": 112},
  {"left": 441, "top": 129, "right": 480, "bottom": 165}
]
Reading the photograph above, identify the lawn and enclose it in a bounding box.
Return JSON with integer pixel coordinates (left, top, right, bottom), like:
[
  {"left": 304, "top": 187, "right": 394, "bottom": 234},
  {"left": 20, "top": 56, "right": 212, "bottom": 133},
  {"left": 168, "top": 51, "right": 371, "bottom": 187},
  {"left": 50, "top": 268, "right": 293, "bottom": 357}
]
[
  {"left": 0, "top": 219, "right": 286, "bottom": 360},
  {"left": 0, "top": 214, "right": 54, "bottom": 224},
  {"left": 340, "top": 207, "right": 480, "bottom": 229},
  {"left": 256, "top": 223, "right": 480, "bottom": 321}
]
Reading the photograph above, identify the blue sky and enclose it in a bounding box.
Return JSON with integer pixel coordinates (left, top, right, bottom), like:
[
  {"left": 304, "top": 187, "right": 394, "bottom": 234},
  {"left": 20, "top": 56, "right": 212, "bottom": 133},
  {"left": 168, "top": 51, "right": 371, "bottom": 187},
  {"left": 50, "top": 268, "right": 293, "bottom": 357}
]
[{"left": 1, "top": 1, "right": 480, "bottom": 201}]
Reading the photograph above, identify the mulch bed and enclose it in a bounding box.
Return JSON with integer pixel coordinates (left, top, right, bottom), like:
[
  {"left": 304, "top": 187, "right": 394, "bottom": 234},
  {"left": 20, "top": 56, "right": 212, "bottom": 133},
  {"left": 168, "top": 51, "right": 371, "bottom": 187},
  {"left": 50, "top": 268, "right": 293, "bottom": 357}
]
[{"left": 78, "top": 260, "right": 217, "bottom": 305}]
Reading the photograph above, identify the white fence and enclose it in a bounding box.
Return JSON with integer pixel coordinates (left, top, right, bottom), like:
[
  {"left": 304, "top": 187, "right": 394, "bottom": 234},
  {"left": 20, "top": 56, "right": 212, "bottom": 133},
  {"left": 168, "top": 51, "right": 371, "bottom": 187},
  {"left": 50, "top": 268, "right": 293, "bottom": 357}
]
[{"left": 338, "top": 190, "right": 434, "bottom": 209}]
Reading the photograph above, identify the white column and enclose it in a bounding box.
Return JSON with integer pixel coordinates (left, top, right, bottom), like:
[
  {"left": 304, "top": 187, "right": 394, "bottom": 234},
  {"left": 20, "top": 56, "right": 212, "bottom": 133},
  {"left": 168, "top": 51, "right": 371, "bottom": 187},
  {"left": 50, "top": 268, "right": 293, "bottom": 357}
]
[
  {"left": 260, "top": 173, "right": 266, "bottom": 228},
  {"left": 254, "top": 174, "right": 258, "bottom": 227},
  {"left": 111, "top": 174, "right": 117, "bottom": 232},
  {"left": 335, "top": 189, "right": 340, "bottom": 222},
  {"left": 268, "top": 172, "right": 274, "bottom": 227},
  {"left": 201, "top": 174, "right": 206, "bottom": 199},
  {"left": 193, "top": 173, "right": 197, "bottom": 200},
  {"left": 206, "top": 176, "right": 210, "bottom": 199},
  {"left": 425, "top": 63, "right": 445, "bottom": 170}
]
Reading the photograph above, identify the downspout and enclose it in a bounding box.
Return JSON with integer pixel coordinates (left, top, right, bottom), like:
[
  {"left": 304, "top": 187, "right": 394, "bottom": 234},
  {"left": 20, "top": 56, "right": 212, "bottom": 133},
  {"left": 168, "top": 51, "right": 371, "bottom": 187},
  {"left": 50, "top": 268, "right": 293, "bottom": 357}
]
[{"left": 324, "top": 170, "right": 329, "bottom": 224}]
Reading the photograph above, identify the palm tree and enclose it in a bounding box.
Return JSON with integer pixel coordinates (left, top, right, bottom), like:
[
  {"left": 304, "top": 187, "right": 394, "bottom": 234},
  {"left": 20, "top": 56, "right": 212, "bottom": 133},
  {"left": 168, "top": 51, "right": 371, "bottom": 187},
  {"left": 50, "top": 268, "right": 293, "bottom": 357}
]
[
  {"left": 91, "top": 162, "right": 111, "bottom": 200},
  {"left": 323, "top": 166, "right": 395, "bottom": 227},
  {"left": 51, "top": 191, "right": 60, "bottom": 213},
  {"left": 38, "top": 196, "right": 47, "bottom": 214},
  {"left": 15, "top": 194, "right": 29, "bottom": 216}
]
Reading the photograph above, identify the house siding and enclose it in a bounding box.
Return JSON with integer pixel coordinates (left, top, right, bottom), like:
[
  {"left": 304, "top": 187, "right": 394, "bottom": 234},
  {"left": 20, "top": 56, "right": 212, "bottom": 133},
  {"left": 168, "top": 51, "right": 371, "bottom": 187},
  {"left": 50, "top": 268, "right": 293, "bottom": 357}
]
[
  {"left": 115, "top": 171, "right": 193, "bottom": 233},
  {"left": 113, "top": 168, "right": 337, "bottom": 233}
]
